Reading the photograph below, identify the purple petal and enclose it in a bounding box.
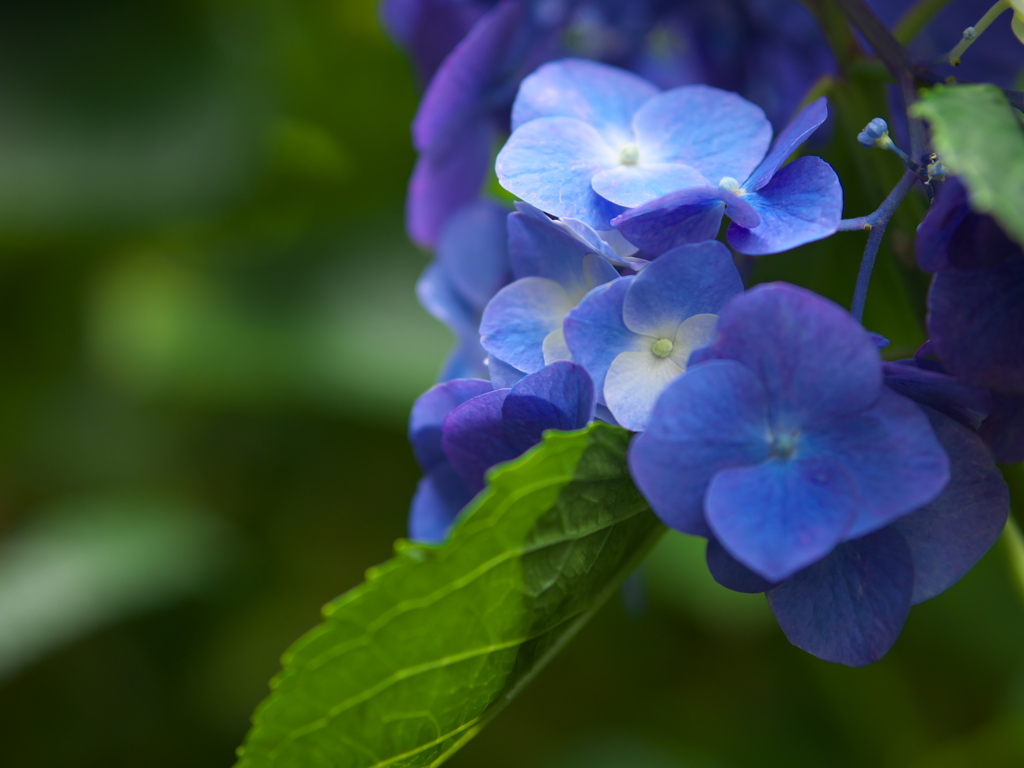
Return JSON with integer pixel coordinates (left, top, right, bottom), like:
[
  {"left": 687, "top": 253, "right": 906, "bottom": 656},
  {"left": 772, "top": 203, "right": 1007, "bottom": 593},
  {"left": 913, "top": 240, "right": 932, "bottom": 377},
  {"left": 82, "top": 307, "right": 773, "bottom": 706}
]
[
  {"left": 507, "top": 206, "right": 619, "bottom": 286},
  {"left": 632, "top": 85, "right": 772, "bottom": 185},
  {"left": 437, "top": 200, "right": 512, "bottom": 311},
  {"left": 981, "top": 392, "right": 1024, "bottom": 464},
  {"left": 622, "top": 241, "right": 743, "bottom": 336},
  {"left": 381, "top": 0, "right": 485, "bottom": 85},
  {"left": 496, "top": 117, "right": 625, "bottom": 229},
  {"left": 502, "top": 361, "right": 595, "bottom": 449},
  {"left": 480, "top": 277, "right": 573, "bottom": 374},
  {"left": 706, "top": 457, "right": 855, "bottom": 582},
  {"left": 407, "top": 123, "right": 493, "bottom": 247},
  {"left": 441, "top": 388, "right": 516, "bottom": 493},
  {"left": 563, "top": 277, "right": 640, "bottom": 402},
  {"left": 767, "top": 527, "right": 914, "bottom": 667},
  {"left": 511, "top": 58, "right": 659, "bottom": 146},
  {"left": 705, "top": 537, "right": 776, "bottom": 594},
  {"left": 883, "top": 360, "right": 990, "bottom": 430},
  {"left": 928, "top": 255, "right": 1024, "bottom": 394},
  {"left": 612, "top": 196, "right": 727, "bottom": 256},
  {"left": 409, "top": 378, "right": 494, "bottom": 470},
  {"left": 726, "top": 157, "right": 842, "bottom": 256},
  {"left": 408, "top": 464, "right": 475, "bottom": 543},
  {"left": 591, "top": 163, "right": 710, "bottom": 208},
  {"left": 893, "top": 405, "right": 1009, "bottom": 604},
  {"left": 705, "top": 283, "right": 882, "bottom": 427},
  {"left": 628, "top": 360, "right": 773, "bottom": 537},
  {"left": 743, "top": 97, "right": 828, "bottom": 192},
  {"left": 803, "top": 388, "right": 950, "bottom": 539}
]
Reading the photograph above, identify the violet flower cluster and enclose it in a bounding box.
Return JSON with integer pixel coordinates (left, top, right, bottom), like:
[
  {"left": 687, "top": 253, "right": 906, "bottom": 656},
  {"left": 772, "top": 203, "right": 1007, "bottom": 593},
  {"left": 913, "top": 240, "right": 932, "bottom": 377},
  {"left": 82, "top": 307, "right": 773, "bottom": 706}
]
[{"left": 388, "top": 0, "right": 1019, "bottom": 667}]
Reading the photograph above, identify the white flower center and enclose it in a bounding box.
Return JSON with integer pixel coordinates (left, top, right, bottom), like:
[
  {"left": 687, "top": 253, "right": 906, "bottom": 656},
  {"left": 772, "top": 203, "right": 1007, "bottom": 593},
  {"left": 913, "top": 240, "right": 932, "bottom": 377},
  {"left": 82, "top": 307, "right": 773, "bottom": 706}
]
[
  {"left": 651, "top": 338, "right": 673, "bottom": 358},
  {"left": 619, "top": 143, "right": 640, "bottom": 165},
  {"left": 718, "top": 176, "right": 742, "bottom": 194}
]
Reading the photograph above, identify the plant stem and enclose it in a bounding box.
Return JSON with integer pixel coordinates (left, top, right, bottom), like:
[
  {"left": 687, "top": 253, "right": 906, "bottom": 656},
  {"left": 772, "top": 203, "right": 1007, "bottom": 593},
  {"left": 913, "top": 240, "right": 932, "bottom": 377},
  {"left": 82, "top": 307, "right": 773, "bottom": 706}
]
[
  {"left": 943, "top": 0, "right": 1011, "bottom": 66},
  {"left": 850, "top": 171, "right": 919, "bottom": 323}
]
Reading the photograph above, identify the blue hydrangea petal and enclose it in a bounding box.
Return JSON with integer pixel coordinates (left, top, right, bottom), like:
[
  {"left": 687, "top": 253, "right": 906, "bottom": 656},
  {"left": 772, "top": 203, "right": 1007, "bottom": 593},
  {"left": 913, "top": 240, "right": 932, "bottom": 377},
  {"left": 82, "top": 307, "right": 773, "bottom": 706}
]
[
  {"left": 437, "top": 201, "right": 512, "bottom": 310},
  {"left": 982, "top": 393, "right": 1024, "bottom": 464},
  {"left": 743, "top": 96, "right": 828, "bottom": 192},
  {"left": 802, "top": 388, "right": 951, "bottom": 539},
  {"left": 705, "top": 537, "right": 776, "bottom": 594},
  {"left": 409, "top": 378, "right": 494, "bottom": 470},
  {"left": 487, "top": 355, "right": 528, "bottom": 389},
  {"left": 407, "top": 123, "right": 494, "bottom": 247},
  {"left": 409, "top": 464, "right": 476, "bottom": 544},
  {"left": 562, "top": 277, "right": 641, "bottom": 404},
  {"left": 438, "top": 340, "right": 489, "bottom": 382},
  {"left": 503, "top": 361, "right": 595, "bottom": 449},
  {"left": 441, "top": 388, "right": 516, "bottom": 493},
  {"left": 508, "top": 206, "right": 619, "bottom": 288},
  {"left": 883, "top": 360, "right": 990, "bottom": 430},
  {"left": 511, "top": 58, "right": 659, "bottom": 146},
  {"left": 590, "top": 163, "right": 710, "bottom": 208},
  {"left": 928, "top": 255, "right": 1024, "bottom": 394},
  {"left": 704, "top": 283, "right": 882, "bottom": 427},
  {"left": 622, "top": 241, "right": 744, "bottom": 336},
  {"left": 612, "top": 195, "right": 727, "bottom": 256},
  {"left": 632, "top": 85, "right": 772, "bottom": 185},
  {"left": 480, "top": 277, "right": 574, "bottom": 374},
  {"left": 726, "top": 157, "right": 843, "bottom": 256},
  {"left": 416, "top": 261, "right": 478, "bottom": 345},
  {"left": 604, "top": 351, "right": 684, "bottom": 431},
  {"left": 893, "top": 405, "right": 1009, "bottom": 604},
  {"left": 628, "top": 360, "right": 773, "bottom": 537},
  {"left": 706, "top": 457, "right": 856, "bottom": 582},
  {"left": 496, "top": 116, "right": 624, "bottom": 229},
  {"left": 541, "top": 327, "right": 570, "bottom": 365},
  {"left": 767, "top": 528, "right": 914, "bottom": 667}
]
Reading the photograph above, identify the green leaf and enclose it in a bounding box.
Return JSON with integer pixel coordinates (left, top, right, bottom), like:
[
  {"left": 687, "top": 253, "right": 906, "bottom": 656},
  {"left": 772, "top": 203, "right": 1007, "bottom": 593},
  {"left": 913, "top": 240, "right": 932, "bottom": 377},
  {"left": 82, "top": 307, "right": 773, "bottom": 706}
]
[
  {"left": 910, "top": 84, "right": 1024, "bottom": 246},
  {"left": 235, "top": 423, "right": 664, "bottom": 768}
]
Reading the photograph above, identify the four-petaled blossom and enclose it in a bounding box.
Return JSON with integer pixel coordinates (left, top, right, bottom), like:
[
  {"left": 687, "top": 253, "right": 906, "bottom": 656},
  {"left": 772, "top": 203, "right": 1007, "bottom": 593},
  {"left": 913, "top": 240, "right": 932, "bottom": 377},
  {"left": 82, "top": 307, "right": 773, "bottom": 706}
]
[
  {"left": 408, "top": 361, "right": 595, "bottom": 542},
  {"left": 564, "top": 240, "right": 743, "bottom": 430}
]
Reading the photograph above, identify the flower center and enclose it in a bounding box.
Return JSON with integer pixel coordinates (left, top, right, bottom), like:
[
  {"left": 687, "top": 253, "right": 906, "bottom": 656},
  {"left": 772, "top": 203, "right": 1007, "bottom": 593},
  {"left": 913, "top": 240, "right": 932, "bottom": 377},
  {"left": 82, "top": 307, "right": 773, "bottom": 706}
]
[
  {"left": 619, "top": 143, "right": 640, "bottom": 165},
  {"left": 771, "top": 431, "right": 799, "bottom": 460},
  {"left": 651, "top": 338, "right": 673, "bottom": 358},
  {"left": 718, "top": 176, "right": 741, "bottom": 194}
]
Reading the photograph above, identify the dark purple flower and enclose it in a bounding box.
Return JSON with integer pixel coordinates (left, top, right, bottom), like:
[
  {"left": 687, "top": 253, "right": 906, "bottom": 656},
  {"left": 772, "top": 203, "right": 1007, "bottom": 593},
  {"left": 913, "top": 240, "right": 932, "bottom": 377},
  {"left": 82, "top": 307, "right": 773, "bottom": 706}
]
[{"left": 408, "top": 361, "right": 595, "bottom": 541}]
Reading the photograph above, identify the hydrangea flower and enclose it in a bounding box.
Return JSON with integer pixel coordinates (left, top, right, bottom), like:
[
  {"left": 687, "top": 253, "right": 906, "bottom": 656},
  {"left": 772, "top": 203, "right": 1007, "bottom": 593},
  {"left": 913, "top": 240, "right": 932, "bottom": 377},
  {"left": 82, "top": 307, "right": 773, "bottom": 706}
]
[
  {"left": 610, "top": 96, "right": 842, "bottom": 256},
  {"left": 479, "top": 202, "right": 620, "bottom": 376},
  {"left": 563, "top": 240, "right": 743, "bottom": 430},
  {"left": 917, "top": 177, "right": 1024, "bottom": 463},
  {"left": 408, "top": 361, "right": 595, "bottom": 542},
  {"left": 416, "top": 200, "right": 512, "bottom": 380}
]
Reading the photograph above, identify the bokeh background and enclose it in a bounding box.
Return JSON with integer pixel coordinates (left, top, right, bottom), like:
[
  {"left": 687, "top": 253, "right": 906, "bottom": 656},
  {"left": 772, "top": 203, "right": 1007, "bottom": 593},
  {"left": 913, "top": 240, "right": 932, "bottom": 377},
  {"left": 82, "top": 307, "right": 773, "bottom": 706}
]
[{"left": 2, "top": 2, "right": 1024, "bottom": 767}]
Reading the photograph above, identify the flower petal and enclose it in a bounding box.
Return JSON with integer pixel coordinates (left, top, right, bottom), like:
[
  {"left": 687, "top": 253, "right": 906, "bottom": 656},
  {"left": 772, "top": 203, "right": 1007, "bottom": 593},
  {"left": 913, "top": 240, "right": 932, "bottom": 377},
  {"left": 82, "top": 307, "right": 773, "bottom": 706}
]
[
  {"left": 893, "top": 405, "right": 1009, "bottom": 603},
  {"left": 487, "top": 355, "right": 528, "bottom": 388},
  {"left": 981, "top": 392, "right": 1024, "bottom": 464},
  {"left": 591, "top": 163, "right": 710, "bottom": 208},
  {"left": 409, "top": 378, "right": 494, "bottom": 470},
  {"left": 807, "top": 388, "right": 950, "bottom": 538},
  {"left": 767, "top": 527, "right": 913, "bottom": 667},
  {"left": 480, "top": 277, "right": 573, "bottom": 373},
  {"left": 502, "top": 361, "right": 595, "bottom": 450},
  {"left": 496, "top": 116, "right": 624, "bottom": 229},
  {"left": 604, "top": 350, "right": 683, "bottom": 431},
  {"left": 726, "top": 157, "right": 842, "bottom": 256},
  {"left": 511, "top": 58, "right": 659, "bottom": 146},
  {"left": 743, "top": 96, "right": 828, "bottom": 192},
  {"left": 628, "top": 360, "right": 773, "bottom": 537},
  {"left": 622, "top": 241, "right": 744, "bottom": 336},
  {"left": 441, "top": 388, "right": 516, "bottom": 493},
  {"left": 409, "top": 464, "right": 475, "bottom": 543},
  {"left": 632, "top": 84, "right": 772, "bottom": 184},
  {"left": 706, "top": 457, "right": 855, "bottom": 582},
  {"left": 705, "top": 537, "right": 776, "bottom": 594},
  {"left": 508, "top": 204, "right": 619, "bottom": 288},
  {"left": 437, "top": 200, "right": 512, "bottom": 310}
]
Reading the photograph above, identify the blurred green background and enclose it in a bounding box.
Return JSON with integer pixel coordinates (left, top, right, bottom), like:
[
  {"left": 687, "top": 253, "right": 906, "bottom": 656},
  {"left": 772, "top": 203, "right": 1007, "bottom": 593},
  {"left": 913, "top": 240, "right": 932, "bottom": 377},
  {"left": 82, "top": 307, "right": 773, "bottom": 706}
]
[{"left": 2, "top": 2, "right": 1024, "bottom": 767}]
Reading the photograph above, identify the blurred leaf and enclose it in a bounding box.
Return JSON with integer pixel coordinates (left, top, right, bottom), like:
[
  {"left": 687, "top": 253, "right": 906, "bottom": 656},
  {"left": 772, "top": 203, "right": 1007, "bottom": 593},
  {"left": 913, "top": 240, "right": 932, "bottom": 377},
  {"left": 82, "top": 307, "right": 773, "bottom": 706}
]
[
  {"left": 910, "top": 84, "right": 1024, "bottom": 246},
  {"left": 1004, "top": 518, "right": 1024, "bottom": 603},
  {"left": 0, "top": 497, "right": 233, "bottom": 680},
  {"left": 236, "top": 423, "right": 664, "bottom": 768}
]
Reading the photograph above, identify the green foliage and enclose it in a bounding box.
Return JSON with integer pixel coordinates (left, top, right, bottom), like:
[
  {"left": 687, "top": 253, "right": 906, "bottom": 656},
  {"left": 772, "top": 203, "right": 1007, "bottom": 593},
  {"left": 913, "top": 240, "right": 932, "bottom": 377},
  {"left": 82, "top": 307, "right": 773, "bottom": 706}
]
[
  {"left": 910, "top": 84, "right": 1024, "bottom": 246},
  {"left": 235, "top": 423, "right": 664, "bottom": 768}
]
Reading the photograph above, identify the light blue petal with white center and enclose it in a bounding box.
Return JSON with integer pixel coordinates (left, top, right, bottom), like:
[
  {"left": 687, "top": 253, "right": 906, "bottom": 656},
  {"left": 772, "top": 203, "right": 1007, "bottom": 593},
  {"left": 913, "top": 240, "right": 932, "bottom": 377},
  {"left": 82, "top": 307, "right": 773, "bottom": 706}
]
[
  {"left": 511, "top": 58, "right": 659, "bottom": 147},
  {"left": 604, "top": 350, "right": 683, "bottom": 431},
  {"left": 591, "top": 163, "right": 710, "bottom": 208},
  {"left": 632, "top": 85, "right": 772, "bottom": 185},
  {"left": 622, "top": 241, "right": 744, "bottom": 336},
  {"left": 496, "top": 116, "right": 624, "bottom": 229},
  {"left": 669, "top": 313, "right": 719, "bottom": 369},
  {"left": 480, "top": 277, "right": 573, "bottom": 373}
]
